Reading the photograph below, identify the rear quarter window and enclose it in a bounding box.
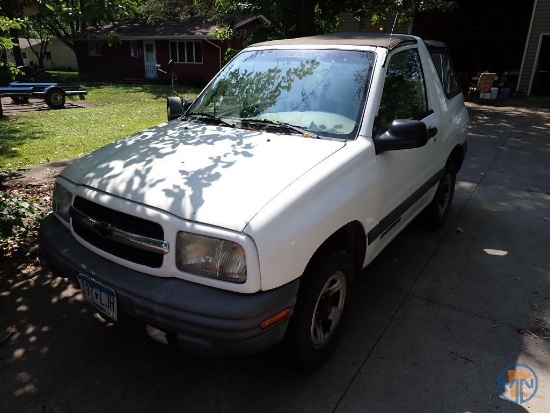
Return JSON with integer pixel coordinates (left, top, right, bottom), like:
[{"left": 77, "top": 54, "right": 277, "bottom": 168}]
[{"left": 428, "top": 47, "right": 462, "bottom": 98}]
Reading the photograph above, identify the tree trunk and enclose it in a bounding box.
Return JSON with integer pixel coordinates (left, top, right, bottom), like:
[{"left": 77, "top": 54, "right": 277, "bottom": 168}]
[
  {"left": 294, "top": 0, "right": 316, "bottom": 37},
  {"left": 10, "top": 29, "right": 25, "bottom": 67}
]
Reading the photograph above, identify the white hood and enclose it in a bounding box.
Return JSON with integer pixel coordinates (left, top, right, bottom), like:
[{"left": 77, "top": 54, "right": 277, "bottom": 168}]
[{"left": 61, "top": 121, "right": 346, "bottom": 231}]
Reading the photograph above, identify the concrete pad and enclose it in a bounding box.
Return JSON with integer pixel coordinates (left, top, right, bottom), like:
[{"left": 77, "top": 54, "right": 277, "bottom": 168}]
[
  {"left": 411, "top": 184, "right": 550, "bottom": 328},
  {"left": 196, "top": 285, "right": 406, "bottom": 413},
  {"left": 463, "top": 103, "right": 550, "bottom": 189},
  {"left": 458, "top": 127, "right": 508, "bottom": 185},
  {"left": 335, "top": 295, "right": 545, "bottom": 413},
  {"left": 1, "top": 267, "right": 407, "bottom": 413},
  {"left": 482, "top": 132, "right": 550, "bottom": 193}
]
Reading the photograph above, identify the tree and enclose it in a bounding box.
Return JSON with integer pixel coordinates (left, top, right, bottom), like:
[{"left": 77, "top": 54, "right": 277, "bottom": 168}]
[
  {"left": 28, "top": 0, "right": 141, "bottom": 51},
  {"left": 140, "top": 0, "right": 208, "bottom": 21},
  {"left": 139, "top": 0, "right": 457, "bottom": 39},
  {"left": 345, "top": 0, "right": 458, "bottom": 28},
  {"left": 0, "top": 14, "right": 23, "bottom": 76},
  {"left": 0, "top": 0, "right": 27, "bottom": 67},
  {"left": 1, "top": 15, "right": 24, "bottom": 115},
  {"left": 21, "top": 17, "right": 50, "bottom": 69}
]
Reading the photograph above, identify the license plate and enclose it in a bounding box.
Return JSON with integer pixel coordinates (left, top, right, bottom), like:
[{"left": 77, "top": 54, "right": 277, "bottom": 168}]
[{"left": 77, "top": 274, "right": 118, "bottom": 321}]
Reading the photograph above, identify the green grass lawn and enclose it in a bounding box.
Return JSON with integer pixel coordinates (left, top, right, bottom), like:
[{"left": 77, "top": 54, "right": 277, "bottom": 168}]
[{"left": 0, "top": 83, "right": 200, "bottom": 170}]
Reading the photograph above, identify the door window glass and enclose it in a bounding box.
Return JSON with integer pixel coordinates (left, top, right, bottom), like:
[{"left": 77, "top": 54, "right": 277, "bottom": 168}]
[{"left": 376, "top": 49, "right": 428, "bottom": 133}]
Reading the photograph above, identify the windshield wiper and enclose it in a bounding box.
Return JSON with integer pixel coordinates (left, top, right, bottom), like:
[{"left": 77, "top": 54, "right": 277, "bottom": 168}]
[
  {"left": 186, "top": 112, "right": 237, "bottom": 128},
  {"left": 241, "top": 118, "right": 320, "bottom": 139}
]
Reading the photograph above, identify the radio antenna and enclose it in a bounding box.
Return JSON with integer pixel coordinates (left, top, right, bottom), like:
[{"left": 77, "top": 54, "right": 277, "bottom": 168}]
[
  {"left": 389, "top": 13, "right": 399, "bottom": 44},
  {"left": 383, "top": 13, "right": 400, "bottom": 67}
]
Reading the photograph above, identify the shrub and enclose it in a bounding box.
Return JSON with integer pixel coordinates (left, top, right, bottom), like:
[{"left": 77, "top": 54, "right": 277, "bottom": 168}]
[{"left": 0, "top": 171, "right": 46, "bottom": 243}]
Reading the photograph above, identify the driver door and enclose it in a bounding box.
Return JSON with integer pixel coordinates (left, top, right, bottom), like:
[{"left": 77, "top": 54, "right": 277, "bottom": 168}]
[{"left": 372, "top": 47, "right": 442, "bottom": 247}]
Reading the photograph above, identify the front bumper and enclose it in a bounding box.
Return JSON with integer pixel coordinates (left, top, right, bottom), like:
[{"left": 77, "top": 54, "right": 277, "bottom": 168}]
[{"left": 38, "top": 214, "right": 299, "bottom": 357}]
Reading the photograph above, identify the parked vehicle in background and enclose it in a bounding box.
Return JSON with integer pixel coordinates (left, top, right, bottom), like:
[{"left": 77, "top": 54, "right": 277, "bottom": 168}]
[{"left": 39, "top": 33, "right": 468, "bottom": 370}]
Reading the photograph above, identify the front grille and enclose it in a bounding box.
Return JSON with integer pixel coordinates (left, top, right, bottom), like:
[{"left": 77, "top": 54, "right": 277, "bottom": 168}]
[{"left": 72, "top": 196, "right": 165, "bottom": 268}]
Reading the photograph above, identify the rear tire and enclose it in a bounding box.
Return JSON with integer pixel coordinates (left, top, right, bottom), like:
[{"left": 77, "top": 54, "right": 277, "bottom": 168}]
[
  {"left": 45, "top": 87, "right": 66, "bottom": 109},
  {"left": 424, "top": 162, "right": 456, "bottom": 229},
  {"left": 285, "top": 250, "right": 354, "bottom": 371}
]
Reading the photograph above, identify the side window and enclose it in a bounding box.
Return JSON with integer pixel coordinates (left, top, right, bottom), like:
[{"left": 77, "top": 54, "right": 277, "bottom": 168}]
[
  {"left": 130, "top": 41, "right": 139, "bottom": 57},
  {"left": 429, "top": 48, "right": 461, "bottom": 98},
  {"left": 376, "top": 48, "right": 428, "bottom": 133}
]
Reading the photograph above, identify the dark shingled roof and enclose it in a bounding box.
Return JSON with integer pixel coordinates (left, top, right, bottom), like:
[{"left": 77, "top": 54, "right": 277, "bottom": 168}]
[
  {"left": 75, "top": 17, "right": 222, "bottom": 40},
  {"left": 252, "top": 32, "right": 418, "bottom": 50}
]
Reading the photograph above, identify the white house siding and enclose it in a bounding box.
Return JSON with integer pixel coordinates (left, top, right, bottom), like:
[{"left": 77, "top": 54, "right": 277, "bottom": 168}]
[
  {"left": 518, "top": 0, "right": 550, "bottom": 95},
  {"left": 338, "top": 12, "right": 411, "bottom": 35},
  {"left": 16, "top": 38, "right": 78, "bottom": 71}
]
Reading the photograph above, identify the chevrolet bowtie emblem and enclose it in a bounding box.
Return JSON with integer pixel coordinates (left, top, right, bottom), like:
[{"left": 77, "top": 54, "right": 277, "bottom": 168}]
[{"left": 92, "top": 221, "right": 114, "bottom": 239}]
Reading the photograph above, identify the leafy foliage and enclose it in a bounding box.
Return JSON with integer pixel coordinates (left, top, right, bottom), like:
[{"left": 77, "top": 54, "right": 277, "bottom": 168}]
[
  {"left": 0, "top": 16, "right": 23, "bottom": 84},
  {"left": 346, "top": 0, "right": 458, "bottom": 26},
  {"left": 0, "top": 181, "right": 46, "bottom": 242},
  {"left": 28, "top": 0, "right": 141, "bottom": 50},
  {"left": 138, "top": 0, "right": 458, "bottom": 39}
]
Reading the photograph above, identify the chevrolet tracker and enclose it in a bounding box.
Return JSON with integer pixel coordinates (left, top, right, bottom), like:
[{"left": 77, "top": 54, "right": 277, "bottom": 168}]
[{"left": 39, "top": 33, "right": 469, "bottom": 370}]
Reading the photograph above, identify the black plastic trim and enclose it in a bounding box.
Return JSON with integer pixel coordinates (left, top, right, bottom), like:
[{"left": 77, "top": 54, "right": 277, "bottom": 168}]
[{"left": 368, "top": 168, "right": 445, "bottom": 245}]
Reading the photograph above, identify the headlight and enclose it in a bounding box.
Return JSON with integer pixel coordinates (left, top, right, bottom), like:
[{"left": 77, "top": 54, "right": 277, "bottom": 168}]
[
  {"left": 176, "top": 232, "right": 247, "bottom": 283},
  {"left": 52, "top": 182, "right": 72, "bottom": 223}
]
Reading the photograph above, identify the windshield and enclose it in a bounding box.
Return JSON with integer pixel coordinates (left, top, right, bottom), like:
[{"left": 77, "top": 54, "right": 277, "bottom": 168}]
[{"left": 189, "top": 49, "right": 375, "bottom": 140}]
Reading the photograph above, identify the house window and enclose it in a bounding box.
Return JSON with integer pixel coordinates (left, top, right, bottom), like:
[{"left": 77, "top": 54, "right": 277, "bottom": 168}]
[
  {"left": 22, "top": 52, "right": 27, "bottom": 59},
  {"left": 169, "top": 41, "right": 203, "bottom": 63},
  {"left": 130, "top": 41, "right": 139, "bottom": 57},
  {"left": 45, "top": 52, "right": 52, "bottom": 60},
  {"left": 88, "top": 41, "right": 101, "bottom": 56}
]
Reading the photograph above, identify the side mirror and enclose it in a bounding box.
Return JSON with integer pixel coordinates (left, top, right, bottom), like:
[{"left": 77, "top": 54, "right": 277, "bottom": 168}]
[
  {"left": 167, "top": 97, "right": 183, "bottom": 121},
  {"left": 373, "top": 120, "right": 430, "bottom": 152},
  {"left": 166, "top": 60, "right": 174, "bottom": 73}
]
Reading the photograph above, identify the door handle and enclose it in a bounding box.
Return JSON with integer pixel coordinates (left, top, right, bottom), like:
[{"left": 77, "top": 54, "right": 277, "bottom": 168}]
[{"left": 428, "top": 127, "right": 438, "bottom": 139}]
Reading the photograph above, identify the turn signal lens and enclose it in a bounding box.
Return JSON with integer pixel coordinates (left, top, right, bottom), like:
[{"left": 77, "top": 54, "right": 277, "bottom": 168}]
[{"left": 260, "top": 308, "right": 291, "bottom": 329}]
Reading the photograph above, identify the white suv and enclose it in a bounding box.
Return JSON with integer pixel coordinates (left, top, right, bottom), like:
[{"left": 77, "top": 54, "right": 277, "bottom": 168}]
[{"left": 39, "top": 33, "right": 468, "bottom": 370}]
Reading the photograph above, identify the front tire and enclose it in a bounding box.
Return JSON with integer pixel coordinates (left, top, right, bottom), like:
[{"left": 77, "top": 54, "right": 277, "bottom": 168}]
[
  {"left": 424, "top": 162, "right": 456, "bottom": 229},
  {"left": 285, "top": 250, "right": 353, "bottom": 371}
]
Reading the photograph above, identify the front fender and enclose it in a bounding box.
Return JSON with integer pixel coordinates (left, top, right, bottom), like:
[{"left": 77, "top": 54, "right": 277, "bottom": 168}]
[{"left": 245, "top": 138, "right": 380, "bottom": 291}]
